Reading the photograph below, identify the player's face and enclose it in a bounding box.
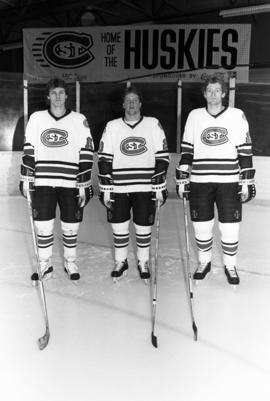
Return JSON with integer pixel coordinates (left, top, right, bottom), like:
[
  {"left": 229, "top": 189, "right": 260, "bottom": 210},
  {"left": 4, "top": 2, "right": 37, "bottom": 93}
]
[
  {"left": 204, "top": 83, "right": 225, "bottom": 106},
  {"left": 123, "top": 93, "right": 141, "bottom": 117},
  {"left": 48, "top": 87, "right": 67, "bottom": 108}
]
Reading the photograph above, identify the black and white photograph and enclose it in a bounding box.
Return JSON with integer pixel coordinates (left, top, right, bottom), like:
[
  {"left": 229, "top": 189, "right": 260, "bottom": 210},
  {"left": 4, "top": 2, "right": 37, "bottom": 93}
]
[{"left": 0, "top": 1, "right": 270, "bottom": 400}]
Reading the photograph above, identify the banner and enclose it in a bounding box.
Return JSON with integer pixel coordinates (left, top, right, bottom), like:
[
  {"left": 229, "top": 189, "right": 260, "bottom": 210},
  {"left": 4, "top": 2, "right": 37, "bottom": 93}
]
[{"left": 23, "top": 24, "right": 251, "bottom": 83}]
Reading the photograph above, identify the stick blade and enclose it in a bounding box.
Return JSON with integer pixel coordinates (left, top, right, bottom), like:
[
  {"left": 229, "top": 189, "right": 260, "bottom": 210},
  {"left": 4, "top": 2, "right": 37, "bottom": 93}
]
[
  {"left": 192, "top": 322, "right": 198, "bottom": 341},
  {"left": 38, "top": 328, "right": 50, "bottom": 350},
  {"left": 151, "top": 332, "right": 158, "bottom": 348}
]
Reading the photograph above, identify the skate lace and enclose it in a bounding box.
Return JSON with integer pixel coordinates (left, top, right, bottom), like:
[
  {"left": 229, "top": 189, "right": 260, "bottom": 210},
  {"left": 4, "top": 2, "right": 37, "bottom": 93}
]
[
  {"left": 227, "top": 266, "right": 237, "bottom": 277},
  {"left": 198, "top": 263, "right": 208, "bottom": 273},
  {"left": 40, "top": 260, "right": 50, "bottom": 275},
  {"left": 65, "top": 261, "right": 78, "bottom": 274},
  {"left": 114, "top": 261, "right": 125, "bottom": 272},
  {"left": 139, "top": 261, "right": 149, "bottom": 272}
]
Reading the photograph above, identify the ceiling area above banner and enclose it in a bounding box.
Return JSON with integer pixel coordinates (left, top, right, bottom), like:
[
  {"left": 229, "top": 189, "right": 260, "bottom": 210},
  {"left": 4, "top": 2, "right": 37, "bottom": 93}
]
[{"left": 0, "top": 0, "right": 268, "bottom": 50}]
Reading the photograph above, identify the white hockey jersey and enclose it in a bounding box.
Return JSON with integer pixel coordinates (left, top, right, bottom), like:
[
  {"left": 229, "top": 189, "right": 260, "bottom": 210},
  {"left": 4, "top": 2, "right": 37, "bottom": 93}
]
[
  {"left": 98, "top": 116, "right": 170, "bottom": 193},
  {"left": 23, "top": 109, "right": 94, "bottom": 188},
  {"left": 180, "top": 107, "right": 253, "bottom": 183}
]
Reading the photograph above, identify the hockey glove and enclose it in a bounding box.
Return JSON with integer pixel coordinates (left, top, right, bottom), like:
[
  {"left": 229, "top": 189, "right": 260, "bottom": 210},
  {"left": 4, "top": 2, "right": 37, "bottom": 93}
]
[
  {"left": 76, "top": 170, "right": 93, "bottom": 208},
  {"left": 98, "top": 174, "right": 114, "bottom": 210},
  {"left": 176, "top": 167, "right": 190, "bottom": 200},
  {"left": 238, "top": 168, "right": 256, "bottom": 203},
  {"left": 19, "top": 163, "right": 35, "bottom": 199},
  {"left": 151, "top": 171, "right": 168, "bottom": 206}
]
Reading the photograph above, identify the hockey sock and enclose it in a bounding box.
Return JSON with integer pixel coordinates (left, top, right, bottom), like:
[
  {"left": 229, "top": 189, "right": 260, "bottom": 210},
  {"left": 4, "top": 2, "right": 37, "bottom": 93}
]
[
  {"left": 193, "top": 219, "right": 214, "bottom": 264},
  {"left": 219, "top": 222, "right": 239, "bottom": 267},
  {"left": 61, "top": 221, "right": 80, "bottom": 261},
  {"left": 134, "top": 223, "right": 152, "bottom": 263},
  {"left": 35, "top": 219, "right": 54, "bottom": 262},
  {"left": 112, "top": 221, "right": 129, "bottom": 262}
]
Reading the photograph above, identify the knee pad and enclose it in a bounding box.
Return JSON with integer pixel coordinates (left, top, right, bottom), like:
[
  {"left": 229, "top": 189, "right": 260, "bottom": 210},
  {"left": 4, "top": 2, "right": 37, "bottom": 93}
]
[
  {"left": 112, "top": 221, "right": 130, "bottom": 261},
  {"left": 34, "top": 219, "right": 54, "bottom": 259},
  {"left": 61, "top": 222, "right": 80, "bottom": 260},
  {"left": 134, "top": 224, "right": 151, "bottom": 262},
  {"left": 61, "top": 221, "right": 80, "bottom": 235},
  {"left": 193, "top": 219, "right": 214, "bottom": 260},
  {"left": 219, "top": 222, "right": 239, "bottom": 264},
  {"left": 219, "top": 222, "right": 239, "bottom": 242},
  {"left": 112, "top": 221, "right": 130, "bottom": 247},
  {"left": 35, "top": 219, "right": 54, "bottom": 236},
  {"left": 112, "top": 220, "right": 129, "bottom": 234},
  {"left": 193, "top": 219, "right": 214, "bottom": 240},
  {"left": 134, "top": 224, "right": 151, "bottom": 247}
]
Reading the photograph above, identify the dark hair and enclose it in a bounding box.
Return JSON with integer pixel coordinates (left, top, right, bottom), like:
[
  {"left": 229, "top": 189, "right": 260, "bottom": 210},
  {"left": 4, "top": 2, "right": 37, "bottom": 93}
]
[
  {"left": 122, "top": 84, "right": 142, "bottom": 103},
  {"left": 46, "top": 77, "right": 68, "bottom": 95},
  {"left": 201, "top": 74, "right": 228, "bottom": 95}
]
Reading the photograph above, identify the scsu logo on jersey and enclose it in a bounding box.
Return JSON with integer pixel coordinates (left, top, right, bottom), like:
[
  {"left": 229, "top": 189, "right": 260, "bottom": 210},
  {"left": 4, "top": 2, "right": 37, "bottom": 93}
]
[
  {"left": 32, "top": 31, "right": 94, "bottom": 69},
  {"left": 41, "top": 129, "right": 68, "bottom": 147},
  {"left": 201, "top": 127, "right": 228, "bottom": 146},
  {"left": 120, "top": 137, "right": 147, "bottom": 156}
]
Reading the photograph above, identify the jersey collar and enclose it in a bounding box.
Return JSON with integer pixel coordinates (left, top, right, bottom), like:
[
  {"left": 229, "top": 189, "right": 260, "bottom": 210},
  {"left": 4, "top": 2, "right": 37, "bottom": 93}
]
[
  {"left": 206, "top": 106, "right": 228, "bottom": 118},
  {"left": 122, "top": 116, "right": 143, "bottom": 128},
  {"left": 48, "top": 108, "right": 72, "bottom": 121}
]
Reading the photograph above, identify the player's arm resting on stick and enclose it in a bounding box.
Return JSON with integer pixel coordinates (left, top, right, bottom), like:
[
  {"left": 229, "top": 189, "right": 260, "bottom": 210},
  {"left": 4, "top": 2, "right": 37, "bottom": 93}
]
[
  {"left": 76, "top": 162, "right": 93, "bottom": 208},
  {"left": 19, "top": 155, "right": 35, "bottom": 199},
  {"left": 238, "top": 155, "right": 256, "bottom": 203},
  {"left": 151, "top": 159, "right": 168, "bottom": 206},
  {"left": 98, "top": 159, "right": 114, "bottom": 210}
]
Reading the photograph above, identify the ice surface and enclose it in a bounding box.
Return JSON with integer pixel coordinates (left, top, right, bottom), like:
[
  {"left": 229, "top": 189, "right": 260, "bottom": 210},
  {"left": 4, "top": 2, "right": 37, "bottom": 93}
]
[{"left": 0, "top": 196, "right": 270, "bottom": 401}]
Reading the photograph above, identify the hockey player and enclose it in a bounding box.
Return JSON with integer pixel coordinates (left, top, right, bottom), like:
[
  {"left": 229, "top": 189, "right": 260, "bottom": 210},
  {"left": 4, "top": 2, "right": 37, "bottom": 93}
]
[
  {"left": 20, "top": 77, "right": 94, "bottom": 282},
  {"left": 176, "top": 74, "right": 256, "bottom": 285},
  {"left": 98, "top": 85, "right": 170, "bottom": 282}
]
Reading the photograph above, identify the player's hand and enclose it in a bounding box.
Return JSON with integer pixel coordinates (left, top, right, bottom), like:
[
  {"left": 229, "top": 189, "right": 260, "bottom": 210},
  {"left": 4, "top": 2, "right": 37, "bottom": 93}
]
[
  {"left": 98, "top": 174, "right": 115, "bottom": 210},
  {"left": 238, "top": 168, "right": 256, "bottom": 203},
  {"left": 175, "top": 167, "right": 190, "bottom": 200},
  {"left": 151, "top": 171, "right": 168, "bottom": 206},
  {"left": 78, "top": 185, "right": 93, "bottom": 208},
  {"left": 19, "top": 163, "right": 35, "bottom": 199}
]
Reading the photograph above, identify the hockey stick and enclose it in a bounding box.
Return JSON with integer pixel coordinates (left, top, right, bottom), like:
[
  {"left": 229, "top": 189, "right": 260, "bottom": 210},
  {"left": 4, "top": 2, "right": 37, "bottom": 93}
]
[
  {"left": 182, "top": 196, "right": 198, "bottom": 341},
  {"left": 151, "top": 200, "right": 161, "bottom": 348},
  {"left": 26, "top": 191, "right": 50, "bottom": 350}
]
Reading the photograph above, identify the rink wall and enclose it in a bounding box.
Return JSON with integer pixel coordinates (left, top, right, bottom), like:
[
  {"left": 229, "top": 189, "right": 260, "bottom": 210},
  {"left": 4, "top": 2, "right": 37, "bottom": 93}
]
[{"left": 1, "top": 151, "right": 270, "bottom": 203}]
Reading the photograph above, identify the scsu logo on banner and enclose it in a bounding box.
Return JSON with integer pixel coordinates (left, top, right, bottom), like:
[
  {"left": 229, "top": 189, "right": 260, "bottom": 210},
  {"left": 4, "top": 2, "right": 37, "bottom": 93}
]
[{"left": 32, "top": 31, "right": 95, "bottom": 69}]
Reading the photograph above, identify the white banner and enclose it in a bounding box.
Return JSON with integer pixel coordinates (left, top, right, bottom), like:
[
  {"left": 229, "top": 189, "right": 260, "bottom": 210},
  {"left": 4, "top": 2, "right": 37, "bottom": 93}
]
[{"left": 23, "top": 24, "right": 251, "bottom": 83}]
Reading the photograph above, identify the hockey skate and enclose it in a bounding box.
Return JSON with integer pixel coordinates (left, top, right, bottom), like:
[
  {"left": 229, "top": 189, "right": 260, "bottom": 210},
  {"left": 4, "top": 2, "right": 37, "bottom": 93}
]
[
  {"left": 31, "top": 259, "right": 53, "bottom": 285},
  {"left": 224, "top": 266, "right": 240, "bottom": 285},
  {"left": 193, "top": 261, "right": 211, "bottom": 280},
  {"left": 64, "top": 259, "right": 80, "bottom": 281},
  {"left": 137, "top": 260, "right": 150, "bottom": 284},
  {"left": 111, "top": 259, "right": 128, "bottom": 283}
]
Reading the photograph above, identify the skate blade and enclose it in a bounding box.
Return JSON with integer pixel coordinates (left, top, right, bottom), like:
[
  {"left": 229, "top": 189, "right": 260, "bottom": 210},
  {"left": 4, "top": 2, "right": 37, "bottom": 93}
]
[
  {"left": 69, "top": 279, "right": 80, "bottom": 286},
  {"left": 112, "top": 271, "right": 128, "bottom": 283},
  {"left": 229, "top": 282, "right": 240, "bottom": 289},
  {"left": 194, "top": 279, "right": 204, "bottom": 286},
  {"left": 193, "top": 273, "right": 210, "bottom": 285}
]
